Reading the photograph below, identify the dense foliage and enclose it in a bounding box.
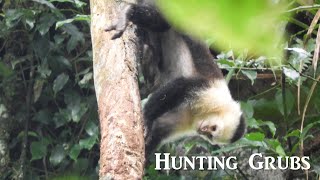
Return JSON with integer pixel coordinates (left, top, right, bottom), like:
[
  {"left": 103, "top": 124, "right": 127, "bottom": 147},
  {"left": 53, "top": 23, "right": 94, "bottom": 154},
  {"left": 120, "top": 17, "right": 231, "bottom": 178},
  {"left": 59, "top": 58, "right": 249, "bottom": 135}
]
[
  {"left": 1, "top": 0, "right": 320, "bottom": 179},
  {"left": 0, "top": 0, "right": 97, "bottom": 179}
]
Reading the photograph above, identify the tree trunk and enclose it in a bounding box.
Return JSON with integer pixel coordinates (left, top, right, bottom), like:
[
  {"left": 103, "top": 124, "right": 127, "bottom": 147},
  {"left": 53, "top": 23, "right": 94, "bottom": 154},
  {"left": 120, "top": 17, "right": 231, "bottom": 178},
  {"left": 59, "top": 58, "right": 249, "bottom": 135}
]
[{"left": 90, "top": 1, "right": 145, "bottom": 179}]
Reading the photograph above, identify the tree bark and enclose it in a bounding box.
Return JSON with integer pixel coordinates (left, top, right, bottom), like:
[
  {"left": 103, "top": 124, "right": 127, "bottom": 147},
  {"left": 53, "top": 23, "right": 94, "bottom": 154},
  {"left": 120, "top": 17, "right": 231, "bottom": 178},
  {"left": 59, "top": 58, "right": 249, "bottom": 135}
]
[{"left": 90, "top": 1, "right": 145, "bottom": 179}]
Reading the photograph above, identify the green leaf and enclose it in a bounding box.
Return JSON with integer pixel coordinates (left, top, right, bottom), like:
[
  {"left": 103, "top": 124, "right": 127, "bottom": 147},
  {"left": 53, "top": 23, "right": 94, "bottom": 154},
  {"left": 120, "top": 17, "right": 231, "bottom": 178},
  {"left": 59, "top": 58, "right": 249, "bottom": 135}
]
[
  {"left": 0, "top": 104, "right": 7, "bottom": 118},
  {"left": 247, "top": 118, "right": 259, "bottom": 129},
  {"left": 241, "top": 70, "right": 257, "bottom": 85},
  {"left": 217, "top": 59, "right": 235, "bottom": 68},
  {"left": 157, "top": 0, "right": 288, "bottom": 61},
  {"left": 245, "top": 132, "right": 265, "bottom": 141},
  {"left": 56, "top": 15, "right": 90, "bottom": 29},
  {"left": 33, "top": 78, "right": 45, "bottom": 103},
  {"left": 33, "top": 109, "right": 51, "bottom": 124},
  {"left": 241, "top": 138, "right": 267, "bottom": 147},
  {"left": 63, "top": 24, "right": 85, "bottom": 52},
  {"left": 17, "top": 131, "right": 39, "bottom": 139},
  {"left": 64, "top": 91, "right": 88, "bottom": 122},
  {"left": 257, "top": 120, "right": 276, "bottom": 137},
  {"left": 69, "top": 144, "right": 81, "bottom": 161},
  {"left": 85, "top": 121, "right": 98, "bottom": 136},
  {"left": 241, "top": 101, "right": 254, "bottom": 119},
  {"left": 49, "top": 0, "right": 86, "bottom": 8},
  {"left": 56, "top": 19, "right": 74, "bottom": 29},
  {"left": 55, "top": 56, "right": 72, "bottom": 70},
  {"left": 53, "top": 73, "right": 69, "bottom": 95},
  {"left": 47, "top": 55, "right": 72, "bottom": 72},
  {"left": 275, "top": 89, "right": 294, "bottom": 116},
  {"left": 32, "top": 0, "right": 56, "bottom": 9},
  {"left": 33, "top": 34, "right": 50, "bottom": 59},
  {"left": 22, "top": 9, "right": 36, "bottom": 29},
  {"left": 30, "top": 141, "right": 48, "bottom": 161},
  {"left": 38, "top": 58, "right": 52, "bottom": 78},
  {"left": 49, "top": 145, "right": 66, "bottom": 166},
  {"left": 74, "top": 0, "right": 86, "bottom": 8},
  {"left": 53, "top": 109, "right": 72, "bottom": 128},
  {"left": 266, "top": 138, "right": 280, "bottom": 148},
  {"left": 79, "top": 136, "right": 97, "bottom": 150},
  {"left": 5, "top": 9, "right": 24, "bottom": 28},
  {"left": 285, "top": 129, "right": 300, "bottom": 139},
  {"left": 78, "top": 72, "right": 92, "bottom": 86},
  {"left": 266, "top": 139, "right": 286, "bottom": 156},
  {"left": 275, "top": 145, "right": 286, "bottom": 157},
  {"left": 69, "top": 102, "right": 87, "bottom": 123},
  {"left": 37, "top": 13, "right": 56, "bottom": 35},
  {"left": 301, "top": 121, "right": 320, "bottom": 140}
]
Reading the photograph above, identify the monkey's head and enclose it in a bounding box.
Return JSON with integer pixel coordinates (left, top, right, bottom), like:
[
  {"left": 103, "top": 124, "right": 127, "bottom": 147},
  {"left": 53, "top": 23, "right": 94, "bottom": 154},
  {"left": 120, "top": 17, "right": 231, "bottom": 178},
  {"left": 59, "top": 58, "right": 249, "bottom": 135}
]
[{"left": 196, "top": 101, "right": 246, "bottom": 145}]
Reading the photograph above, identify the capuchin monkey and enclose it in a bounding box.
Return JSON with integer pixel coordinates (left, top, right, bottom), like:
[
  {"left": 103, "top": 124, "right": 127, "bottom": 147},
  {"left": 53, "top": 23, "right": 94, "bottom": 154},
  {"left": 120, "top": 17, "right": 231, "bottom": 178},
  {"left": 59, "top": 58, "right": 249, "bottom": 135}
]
[{"left": 105, "top": 0, "right": 246, "bottom": 155}]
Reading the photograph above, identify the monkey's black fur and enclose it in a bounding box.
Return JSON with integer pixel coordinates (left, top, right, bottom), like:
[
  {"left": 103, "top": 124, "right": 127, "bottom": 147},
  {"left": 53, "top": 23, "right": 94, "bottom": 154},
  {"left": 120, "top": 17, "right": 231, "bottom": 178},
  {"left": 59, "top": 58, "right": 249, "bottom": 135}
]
[
  {"left": 105, "top": 1, "right": 246, "bottom": 157},
  {"left": 143, "top": 77, "right": 209, "bottom": 152}
]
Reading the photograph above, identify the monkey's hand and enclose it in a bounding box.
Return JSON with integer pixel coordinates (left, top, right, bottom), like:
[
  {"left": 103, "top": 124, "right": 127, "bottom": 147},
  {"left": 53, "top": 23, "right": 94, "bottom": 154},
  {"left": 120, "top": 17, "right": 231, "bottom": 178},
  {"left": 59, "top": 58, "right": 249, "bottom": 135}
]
[{"left": 104, "top": 5, "right": 132, "bottom": 40}]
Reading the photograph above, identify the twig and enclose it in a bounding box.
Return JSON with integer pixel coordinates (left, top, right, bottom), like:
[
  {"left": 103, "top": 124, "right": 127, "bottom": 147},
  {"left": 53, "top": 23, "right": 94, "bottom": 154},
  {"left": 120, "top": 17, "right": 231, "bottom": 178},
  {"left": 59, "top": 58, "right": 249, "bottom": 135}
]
[
  {"left": 248, "top": 85, "right": 280, "bottom": 100},
  {"left": 287, "top": 5, "right": 320, "bottom": 13},
  {"left": 300, "top": 74, "right": 320, "bottom": 180},
  {"left": 288, "top": 63, "right": 320, "bottom": 82}
]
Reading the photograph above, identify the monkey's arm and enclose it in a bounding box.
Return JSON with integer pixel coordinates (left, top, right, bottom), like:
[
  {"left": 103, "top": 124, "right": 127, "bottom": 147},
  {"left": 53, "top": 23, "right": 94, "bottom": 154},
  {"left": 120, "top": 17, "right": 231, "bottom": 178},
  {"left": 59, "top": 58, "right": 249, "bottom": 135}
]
[{"left": 105, "top": 3, "right": 170, "bottom": 39}]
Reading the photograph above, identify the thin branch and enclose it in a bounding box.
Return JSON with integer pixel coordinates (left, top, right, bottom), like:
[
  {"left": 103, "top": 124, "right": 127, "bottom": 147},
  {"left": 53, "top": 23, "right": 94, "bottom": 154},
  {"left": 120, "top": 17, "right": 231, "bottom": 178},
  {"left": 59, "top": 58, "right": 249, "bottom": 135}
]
[
  {"left": 287, "top": 5, "right": 320, "bottom": 13},
  {"left": 248, "top": 85, "right": 280, "bottom": 100},
  {"left": 288, "top": 63, "right": 320, "bottom": 82},
  {"left": 300, "top": 74, "right": 320, "bottom": 166}
]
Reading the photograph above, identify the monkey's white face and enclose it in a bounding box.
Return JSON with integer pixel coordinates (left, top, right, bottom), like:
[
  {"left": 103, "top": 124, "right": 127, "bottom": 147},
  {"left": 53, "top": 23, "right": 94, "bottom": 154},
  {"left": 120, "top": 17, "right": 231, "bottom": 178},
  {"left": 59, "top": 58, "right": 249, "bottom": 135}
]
[
  {"left": 191, "top": 79, "right": 244, "bottom": 145},
  {"left": 196, "top": 103, "right": 243, "bottom": 145}
]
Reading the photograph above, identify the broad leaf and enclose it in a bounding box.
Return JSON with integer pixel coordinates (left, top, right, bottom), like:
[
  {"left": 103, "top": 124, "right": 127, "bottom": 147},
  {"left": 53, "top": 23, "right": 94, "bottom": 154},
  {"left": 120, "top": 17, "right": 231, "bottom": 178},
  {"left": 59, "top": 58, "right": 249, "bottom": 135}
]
[
  {"left": 31, "top": 141, "right": 48, "bottom": 161},
  {"left": 275, "top": 89, "right": 294, "bottom": 116},
  {"left": 241, "top": 70, "right": 257, "bottom": 85},
  {"left": 69, "top": 144, "right": 82, "bottom": 161},
  {"left": 157, "top": 0, "right": 288, "bottom": 61},
  {"left": 53, "top": 73, "right": 69, "bottom": 95},
  {"left": 241, "top": 101, "right": 254, "bottom": 119},
  {"left": 245, "top": 132, "right": 265, "bottom": 141},
  {"left": 49, "top": 145, "right": 66, "bottom": 166},
  {"left": 85, "top": 121, "right": 99, "bottom": 136},
  {"left": 79, "top": 136, "right": 97, "bottom": 150}
]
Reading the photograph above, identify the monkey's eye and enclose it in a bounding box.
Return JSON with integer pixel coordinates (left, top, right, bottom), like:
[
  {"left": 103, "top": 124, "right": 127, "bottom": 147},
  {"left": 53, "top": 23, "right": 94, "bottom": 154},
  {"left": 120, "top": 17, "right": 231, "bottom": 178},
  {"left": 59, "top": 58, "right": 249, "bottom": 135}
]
[{"left": 210, "top": 125, "right": 217, "bottom": 132}]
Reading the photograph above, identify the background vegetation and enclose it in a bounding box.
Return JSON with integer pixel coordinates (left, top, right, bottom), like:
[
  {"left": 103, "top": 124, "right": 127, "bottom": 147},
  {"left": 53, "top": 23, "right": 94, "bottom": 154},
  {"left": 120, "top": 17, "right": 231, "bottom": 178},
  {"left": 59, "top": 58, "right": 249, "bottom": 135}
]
[{"left": 1, "top": 0, "right": 320, "bottom": 179}]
